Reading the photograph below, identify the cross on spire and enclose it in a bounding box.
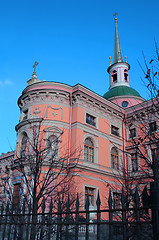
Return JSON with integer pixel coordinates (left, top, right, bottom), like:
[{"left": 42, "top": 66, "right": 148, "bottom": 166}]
[
  {"left": 33, "top": 61, "right": 39, "bottom": 74},
  {"left": 113, "top": 12, "right": 118, "bottom": 20}
]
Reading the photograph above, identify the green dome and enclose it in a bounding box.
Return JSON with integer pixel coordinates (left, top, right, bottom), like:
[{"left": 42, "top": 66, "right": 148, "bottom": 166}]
[{"left": 103, "top": 86, "right": 141, "bottom": 99}]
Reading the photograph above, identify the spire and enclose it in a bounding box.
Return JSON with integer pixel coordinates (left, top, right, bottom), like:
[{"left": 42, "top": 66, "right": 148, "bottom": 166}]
[{"left": 113, "top": 13, "right": 123, "bottom": 63}]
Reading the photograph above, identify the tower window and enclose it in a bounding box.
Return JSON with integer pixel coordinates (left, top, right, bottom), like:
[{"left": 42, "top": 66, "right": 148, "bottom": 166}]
[
  {"left": 124, "top": 69, "right": 128, "bottom": 82},
  {"left": 112, "top": 70, "right": 117, "bottom": 83}
]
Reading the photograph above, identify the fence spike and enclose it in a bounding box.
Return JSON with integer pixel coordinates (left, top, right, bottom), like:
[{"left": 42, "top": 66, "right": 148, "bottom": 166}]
[
  {"left": 22, "top": 197, "right": 26, "bottom": 213},
  {"left": 58, "top": 196, "right": 61, "bottom": 212},
  {"left": 76, "top": 193, "right": 79, "bottom": 211},
  {"left": 96, "top": 190, "right": 101, "bottom": 209},
  {"left": 67, "top": 194, "right": 70, "bottom": 210},
  {"left": 108, "top": 189, "right": 112, "bottom": 209},
  {"left": 85, "top": 194, "right": 89, "bottom": 211},
  {"left": 121, "top": 186, "right": 126, "bottom": 208},
  {"left": 1, "top": 203, "right": 4, "bottom": 215},
  {"left": 6, "top": 201, "right": 9, "bottom": 214},
  {"left": 28, "top": 199, "right": 31, "bottom": 213},
  {"left": 134, "top": 186, "right": 140, "bottom": 207},
  {"left": 42, "top": 197, "right": 45, "bottom": 213},
  {"left": 49, "top": 197, "right": 53, "bottom": 213},
  {"left": 142, "top": 186, "right": 150, "bottom": 209}
]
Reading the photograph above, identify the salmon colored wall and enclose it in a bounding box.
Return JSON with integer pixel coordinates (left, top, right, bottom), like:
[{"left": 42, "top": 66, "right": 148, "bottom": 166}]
[
  {"left": 72, "top": 106, "right": 85, "bottom": 124},
  {"left": 98, "top": 116, "right": 110, "bottom": 134},
  {"left": 98, "top": 138, "right": 110, "bottom": 167},
  {"left": 111, "top": 97, "right": 143, "bottom": 108}
]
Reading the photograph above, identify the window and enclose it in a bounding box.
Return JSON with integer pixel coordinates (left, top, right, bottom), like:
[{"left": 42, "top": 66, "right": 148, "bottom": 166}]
[
  {"left": 113, "top": 192, "right": 121, "bottom": 209},
  {"left": 149, "top": 122, "right": 157, "bottom": 133},
  {"left": 111, "top": 147, "right": 119, "bottom": 169},
  {"left": 23, "top": 110, "right": 28, "bottom": 120},
  {"left": 84, "top": 138, "right": 94, "bottom": 162},
  {"left": 122, "top": 101, "right": 128, "bottom": 108},
  {"left": 111, "top": 125, "right": 119, "bottom": 136},
  {"left": 85, "top": 187, "right": 95, "bottom": 207},
  {"left": 129, "top": 128, "right": 136, "bottom": 138},
  {"left": 1, "top": 180, "right": 6, "bottom": 194},
  {"left": 86, "top": 113, "right": 96, "bottom": 127},
  {"left": 13, "top": 183, "right": 21, "bottom": 207},
  {"left": 47, "top": 135, "right": 58, "bottom": 157},
  {"left": 124, "top": 69, "right": 128, "bottom": 82},
  {"left": 20, "top": 133, "right": 28, "bottom": 158},
  {"left": 131, "top": 153, "right": 138, "bottom": 172},
  {"left": 112, "top": 70, "right": 117, "bottom": 83}
]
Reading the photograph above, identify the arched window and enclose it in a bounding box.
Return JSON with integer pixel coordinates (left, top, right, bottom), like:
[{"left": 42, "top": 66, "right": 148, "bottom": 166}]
[
  {"left": 47, "top": 135, "right": 58, "bottom": 157},
  {"left": 20, "top": 133, "right": 28, "bottom": 158},
  {"left": 112, "top": 70, "right": 117, "bottom": 83},
  {"left": 84, "top": 137, "right": 94, "bottom": 162},
  {"left": 124, "top": 69, "right": 128, "bottom": 82},
  {"left": 111, "top": 147, "right": 119, "bottom": 169}
]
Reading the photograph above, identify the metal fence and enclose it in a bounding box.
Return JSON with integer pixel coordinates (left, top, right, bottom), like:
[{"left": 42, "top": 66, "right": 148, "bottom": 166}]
[{"left": 0, "top": 182, "right": 158, "bottom": 240}]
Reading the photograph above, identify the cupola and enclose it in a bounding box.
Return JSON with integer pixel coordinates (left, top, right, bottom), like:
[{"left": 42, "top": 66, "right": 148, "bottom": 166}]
[{"left": 103, "top": 14, "right": 144, "bottom": 108}]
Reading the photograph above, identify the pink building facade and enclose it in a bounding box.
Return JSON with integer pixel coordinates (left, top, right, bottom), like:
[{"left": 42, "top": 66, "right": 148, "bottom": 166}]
[{"left": 0, "top": 16, "right": 158, "bottom": 211}]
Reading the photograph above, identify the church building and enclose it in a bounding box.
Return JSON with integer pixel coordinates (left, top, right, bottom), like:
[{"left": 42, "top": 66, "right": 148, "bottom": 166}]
[{"left": 0, "top": 15, "right": 157, "bottom": 210}]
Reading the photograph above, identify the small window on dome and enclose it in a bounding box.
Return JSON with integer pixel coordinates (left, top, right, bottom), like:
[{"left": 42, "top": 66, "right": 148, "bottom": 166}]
[{"left": 122, "top": 101, "right": 128, "bottom": 108}]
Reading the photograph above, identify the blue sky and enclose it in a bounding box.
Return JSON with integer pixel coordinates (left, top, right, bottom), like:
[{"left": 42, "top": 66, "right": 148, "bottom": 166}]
[{"left": 0, "top": 0, "right": 159, "bottom": 154}]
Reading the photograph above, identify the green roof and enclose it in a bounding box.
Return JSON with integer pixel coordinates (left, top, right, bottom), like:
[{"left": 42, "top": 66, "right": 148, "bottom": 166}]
[{"left": 103, "top": 86, "right": 141, "bottom": 99}]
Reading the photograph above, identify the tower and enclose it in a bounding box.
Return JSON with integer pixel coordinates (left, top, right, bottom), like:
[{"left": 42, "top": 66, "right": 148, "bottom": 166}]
[{"left": 103, "top": 14, "right": 144, "bottom": 108}]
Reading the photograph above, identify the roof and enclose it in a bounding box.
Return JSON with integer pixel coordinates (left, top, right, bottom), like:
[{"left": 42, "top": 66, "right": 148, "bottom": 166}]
[{"left": 103, "top": 86, "right": 142, "bottom": 99}]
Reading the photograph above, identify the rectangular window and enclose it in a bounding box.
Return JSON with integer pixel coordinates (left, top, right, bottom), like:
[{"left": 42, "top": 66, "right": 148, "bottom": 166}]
[
  {"left": 111, "top": 125, "right": 119, "bottom": 136},
  {"left": 149, "top": 122, "right": 157, "bottom": 133},
  {"left": 86, "top": 113, "right": 96, "bottom": 127},
  {"left": 129, "top": 128, "right": 136, "bottom": 138},
  {"left": 131, "top": 153, "right": 138, "bottom": 172},
  {"left": 85, "top": 187, "right": 95, "bottom": 207},
  {"left": 113, "top": 192, "right": 121, "bottom": 209}
]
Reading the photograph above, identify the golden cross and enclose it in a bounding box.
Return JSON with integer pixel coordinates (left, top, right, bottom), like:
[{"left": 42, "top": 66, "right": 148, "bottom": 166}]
[
  {"left": 33, "top": 61, "right": 39, "bottom": 73},
  {"left": 113, "top": 12, "right": 118, "bottom": 18}
]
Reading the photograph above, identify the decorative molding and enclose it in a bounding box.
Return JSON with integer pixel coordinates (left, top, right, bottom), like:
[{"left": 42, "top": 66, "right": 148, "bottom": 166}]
[
  {"left": 43, "top": 126, "right": 63, "bottom": 135},
  {"left": 33, "top": 107, "right": 41, "bottom": 116},
  {"left": 46, "top": 105, "right": 63, "bottom": 119}
]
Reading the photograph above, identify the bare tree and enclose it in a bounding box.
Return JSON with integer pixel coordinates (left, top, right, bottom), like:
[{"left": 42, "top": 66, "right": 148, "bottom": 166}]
[
  {"left": 2, "top": 118, "right": 80, "bottom": 239},
  {"left": 126, "top": 41, "right": 159, "bottom": 182}
]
